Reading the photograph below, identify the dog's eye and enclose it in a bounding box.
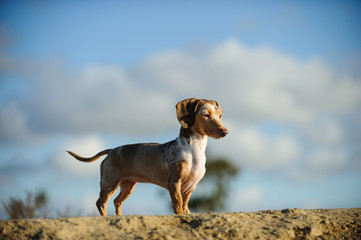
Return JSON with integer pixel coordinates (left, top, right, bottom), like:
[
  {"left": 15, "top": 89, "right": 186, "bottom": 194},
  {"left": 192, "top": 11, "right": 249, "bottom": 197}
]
[
  {"left": 219, "top": 114, "right": 222, "bottom": 119},
  {"left": 203, "top": 113, "right": 211, "bottom": 119}
]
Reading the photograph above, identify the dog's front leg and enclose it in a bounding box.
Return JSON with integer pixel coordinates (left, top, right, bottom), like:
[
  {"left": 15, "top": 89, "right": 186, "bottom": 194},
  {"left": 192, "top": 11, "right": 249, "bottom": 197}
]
[
  {"left": 182, "top": 190, "right": 194, "bottom": 214},
  {"left": 168, "top": 161, "right": 189, "bottom": 214},
  {"left": 168, "top": 180, "right": 183, "bottom": 214}
]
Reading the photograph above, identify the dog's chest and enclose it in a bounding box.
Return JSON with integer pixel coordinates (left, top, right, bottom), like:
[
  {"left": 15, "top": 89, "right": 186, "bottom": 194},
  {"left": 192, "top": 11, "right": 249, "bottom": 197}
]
[
  {"left": 181, "top": 137, "right": 207, "bottom": 193},
  {"left": 178, "top": 135, "right": 207, "bottom": 165},
  {"left": 187, "top": 155, "right": 206, "bottom": 189},
  {"left": 189, "top": 140, "right": 206, "bottom": 175},
  {"left": 162, "top": 136, "right": 207, "bottom": 188}
]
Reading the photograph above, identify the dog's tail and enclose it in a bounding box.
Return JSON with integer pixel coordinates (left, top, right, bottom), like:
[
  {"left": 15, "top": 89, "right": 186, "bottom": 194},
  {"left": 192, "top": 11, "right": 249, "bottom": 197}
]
[{"left": 67, "top": 149, "right": 111, "bottom": 162}]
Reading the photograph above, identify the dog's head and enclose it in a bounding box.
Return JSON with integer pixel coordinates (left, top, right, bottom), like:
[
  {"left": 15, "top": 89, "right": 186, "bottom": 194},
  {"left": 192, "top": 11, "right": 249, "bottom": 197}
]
[{"left": 176, "top": 98, "right": 228, "bottom": 139}]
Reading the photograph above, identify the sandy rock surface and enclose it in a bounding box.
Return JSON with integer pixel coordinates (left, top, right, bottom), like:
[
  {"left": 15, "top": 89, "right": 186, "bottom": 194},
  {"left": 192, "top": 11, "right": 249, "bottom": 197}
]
[{"left": 1, "top": 208, "right": 360, "bottom": 239}]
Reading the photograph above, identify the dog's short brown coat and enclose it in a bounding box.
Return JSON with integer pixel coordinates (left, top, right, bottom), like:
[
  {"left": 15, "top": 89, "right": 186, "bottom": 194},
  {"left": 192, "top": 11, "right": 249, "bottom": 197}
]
[{"left": 68, "top": 98, "right": 228, "bottom": 215}]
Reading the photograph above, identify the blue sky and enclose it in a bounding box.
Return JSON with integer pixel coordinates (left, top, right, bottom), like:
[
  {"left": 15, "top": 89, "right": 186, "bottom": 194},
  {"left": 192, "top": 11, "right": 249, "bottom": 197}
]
[{"left": 1, "top": 0, "right": 361, "bottom": 218}]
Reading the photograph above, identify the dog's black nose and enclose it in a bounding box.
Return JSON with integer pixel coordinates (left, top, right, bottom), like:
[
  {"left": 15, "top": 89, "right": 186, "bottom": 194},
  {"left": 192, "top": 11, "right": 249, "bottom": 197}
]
[{"left": 220, "top": 128, "right": 228, "bottom": 137}]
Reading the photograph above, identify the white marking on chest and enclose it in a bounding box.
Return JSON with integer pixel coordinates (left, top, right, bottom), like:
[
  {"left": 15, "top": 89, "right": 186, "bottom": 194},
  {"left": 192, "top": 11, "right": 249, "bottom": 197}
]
[
  {"left": 162, "top": 132, "right": 209, "bottom": 193},
  {"left": 181, "top": 135, "right": 208, "bottom": 193},
  {"left": 189, "top": 136, "right": 207, "bottom": 172}
]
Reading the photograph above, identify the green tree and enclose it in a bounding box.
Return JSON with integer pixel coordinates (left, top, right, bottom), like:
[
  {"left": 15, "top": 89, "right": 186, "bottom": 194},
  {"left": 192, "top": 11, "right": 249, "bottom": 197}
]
[
  {"left": 189, "top": 157, "right": 239, "bottom": 212},
  {"left": 2, "top": 191, "right": 48, "bottom": 219}
]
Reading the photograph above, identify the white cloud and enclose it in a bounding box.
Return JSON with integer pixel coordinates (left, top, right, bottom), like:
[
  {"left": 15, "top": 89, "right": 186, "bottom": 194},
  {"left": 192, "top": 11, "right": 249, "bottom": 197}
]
[
  {"left": 2, "top": 39, "right": 361, "bottom": 137},
  {"left": 286, "top": 146, "right": 350, "bottom": 182},
  {"left": 133, "top": 39, "right": 361, "bottom": 126},
  {"left": 19, "top": 62, "right": 177, "bottom": 136},
  {"left": 53, "top": 135, "right": 106, "bottom": 177},
  {"left": 307, "top": 148, "right": 348, "bottom": 173},
  {"left": 1, "top": 39, "right": 360, "bottom": 180},
  {"left": 211, "top": 125, "right": 300, "bottom": 171},
  {"left": 0, "top": 102, "right": 31, "bottom": 142},
  {"left": 304, "top": 119, "right": 346, "bottom": 145}
]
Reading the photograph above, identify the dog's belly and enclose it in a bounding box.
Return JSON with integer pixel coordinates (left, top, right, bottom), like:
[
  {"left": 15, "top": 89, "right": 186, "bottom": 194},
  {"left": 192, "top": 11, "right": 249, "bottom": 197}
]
[
  {"left": 121, "top": 169, "right": 169, "bottom": 189},
  {"left": 122, "top": 176, "right": 151, "bottom": 183}
]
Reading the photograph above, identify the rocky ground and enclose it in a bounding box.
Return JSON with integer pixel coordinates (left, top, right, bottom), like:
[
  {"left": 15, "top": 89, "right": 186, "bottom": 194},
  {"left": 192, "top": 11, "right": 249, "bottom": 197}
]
[{"left": 1, "top": 208, "right": 360, "bottom": 239}]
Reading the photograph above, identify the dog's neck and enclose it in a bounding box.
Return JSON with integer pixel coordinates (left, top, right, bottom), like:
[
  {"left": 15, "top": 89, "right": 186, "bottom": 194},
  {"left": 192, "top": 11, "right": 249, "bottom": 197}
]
[{"left": 179, "top": 127, "right": 208, "bottom": 153}]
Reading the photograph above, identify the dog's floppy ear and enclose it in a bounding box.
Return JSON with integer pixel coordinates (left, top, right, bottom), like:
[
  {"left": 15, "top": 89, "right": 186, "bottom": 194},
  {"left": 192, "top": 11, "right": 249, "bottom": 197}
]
[{"left": 176, "top": 98, "right": 201, "bottom": 128}]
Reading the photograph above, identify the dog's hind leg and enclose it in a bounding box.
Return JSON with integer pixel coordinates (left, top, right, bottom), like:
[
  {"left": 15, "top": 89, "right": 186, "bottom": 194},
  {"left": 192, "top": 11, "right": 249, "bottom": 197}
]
[
  {"left": 96, "top": 161, "right": 121, "bottom": 216},
  {"left": 96, "top": 182, "right": 118, "bottom": 216},
  {"left": 113, "top": 181, "right": 136, "bottom": 215}
]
